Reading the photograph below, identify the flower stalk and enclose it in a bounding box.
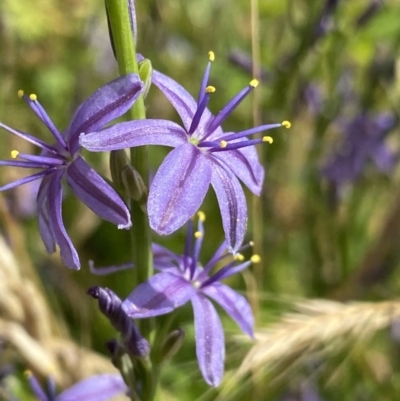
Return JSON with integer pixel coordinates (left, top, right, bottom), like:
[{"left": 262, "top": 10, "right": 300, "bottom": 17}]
[{"left": 105, "top": 0, "right": 153, "bottom": 316}]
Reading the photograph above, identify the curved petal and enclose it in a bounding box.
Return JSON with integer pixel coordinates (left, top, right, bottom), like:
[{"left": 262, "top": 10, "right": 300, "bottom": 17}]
[
  {"left": 191, "top": 293, "right": 225, "bottom": 387},
  {"left": 56, "top": 374, "right": 127, "bottom": 401},
  {"left": 122, "top": 272, "right": 195, "bottom": 318},
  {"left": 66, "top": 74, "right": 143, "bottom": 152},
  {"left": 152, "top": 70, "right": 216, "bottom": 136},
  {"left": 210, "top": 158, "right": 247, "bottom": 253},
  {"left": 202, "top": 282, "right": 254, "bottom": 337},
  {"left": 66, "top": 156, "right": 131, "bottom": 229},
  {"left": 151, "top": 69, "right": 197, "bottom": 131},
  {"left": 47, "top": 170, "right": 80, "bottom": 269},
  {"left": 212, "top": 140, "right": 264, "bottom": 195},
  {"left": 37, "top": 174, "right": 56, "bottom": 254},
  {"left": 148, "top": 143, "right": 212, "bottom": 235},
  {"left": 80, "top": 119, "right": 187, "bottom": 152}
]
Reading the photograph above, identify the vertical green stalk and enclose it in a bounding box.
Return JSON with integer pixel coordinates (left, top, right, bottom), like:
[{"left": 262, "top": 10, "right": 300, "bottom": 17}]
[
  {"left": 105, "top": 0, "right": 153, "bottom": 302},
  {"left": 105, "top": 1, "right": 155, "bottom": 399}
]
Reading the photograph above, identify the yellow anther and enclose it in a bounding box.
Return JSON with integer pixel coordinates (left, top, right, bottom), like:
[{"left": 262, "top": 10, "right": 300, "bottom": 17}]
[
  {"left": 234, "top": 253, "right": 245, "bottom": 261},
  {"left": 24, "top": 370, "right": 33, "bottom": 377},
  {"left": 197, "top": 211, "right": 206, "bottom": 222},
  {"left": 208, "top": 51, "right": 215, "bottom": 61},
  {"left": 250, "top": 79, "right": 259, "bottom": 88},
  {"left": 249, "top": 241, "right": 254, "bottom": 247},
  {"left": 262, "top": 136, "right": 273, "bottom": 144},
  {"left": 206, "top": 86, "right": 216, "bottom": 93},
  {"left": 10, "top": 150, "right": 19, "bottom": 159},
  {"left": 17, "top": 90, "right": 24, "bottom": 98},
  {"left": 194, "top": 231, "right": 203, "bottom": 239},
  {"left": 29, "top": 93, "right": 37, "bottom": 101},
  {"left": 282, "top": 120, "right": 291, "bottom": 129},
  {"left": 220, "top": 140, "right": 228, "bottom": 148},
  {"left": 251, "top": 254, "right": 261, "bottom": 264}
]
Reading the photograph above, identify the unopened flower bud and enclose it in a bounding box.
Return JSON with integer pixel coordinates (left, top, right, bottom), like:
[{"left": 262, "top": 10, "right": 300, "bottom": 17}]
[
  {"left": 88, "top": 286, "right": 150, "bottom": 358},
  {"left": 121, "top": 164, "right": 148, "bottom": 206},
  {"left": 138, "top": 59, "right": 153, "bottom": 98},
  {"left": 110, "top": 149, "right": 130, "bottom": 192},
  {"left": 158, "top": 328, "right": 185, "bottom": 363}
]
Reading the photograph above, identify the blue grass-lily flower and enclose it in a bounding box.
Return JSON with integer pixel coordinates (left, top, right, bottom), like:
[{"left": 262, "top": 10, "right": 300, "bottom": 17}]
[
  {"left": 80, "top": 52, "right": 290, "bottom": 253},
  {"left": 0, "top": 75, "right": 143, "bottom": 269},
  {"left": 24, "top": 370, "right": 128, "bottom": 401},
  {"left": 321, "top": 112, "right": 397, "bottom": 189},
  {"left": 121, "top": 212, "right": 258, "bottom": 386}
]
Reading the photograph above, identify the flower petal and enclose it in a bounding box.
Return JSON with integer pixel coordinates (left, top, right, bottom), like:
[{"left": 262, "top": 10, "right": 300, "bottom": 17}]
[
  {"left": 191, "top": 293, "right": 225, "bottom": 387},
  {"left": 148, "top": 143, "right": 212, "bottom": 235},
  {"left": 66, "top": 74, "right": 143, "bottom": 152},
  {"left": 66, "top": 156, "right": 131, "bottom": 229},
  {"left": 79, "top": 119, "right": 187, "bottom": 151},
  {"left": 151, "top": 70, "right": 197, "bottom": 131},
  {"left": 37, "top": 174, "right": 56, "bottom": 254},
  {"left": 122, "top": 272, "right": 195, "bottom": 318},
  {"left": 202, "top": 282, "right": 254, "bottom": 337},
  {"left": 47, "top": 169, "right": 80, "bottom": 269},
  {"left": 152, "top": 70, "right": 216, "bottom": 136},
  {"left": 210, "top": 159, "right": 247, "bottom": 253},
  {"left": 56, "top": 374, "right": 127, "bottom": 401},
  {"left": 213, "top": 140, "right": 264, "bottom": 195}
]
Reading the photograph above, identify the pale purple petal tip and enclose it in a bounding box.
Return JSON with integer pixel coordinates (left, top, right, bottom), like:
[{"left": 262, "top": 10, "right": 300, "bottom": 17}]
[
  {"left": 67, "top": 156, "right": 131, "bottom": 229},
  {"left": 148, "top": 143, "right": 212, "bottom": 235},
  {"left": 56, "top": 374, "right": 127, "bottom": 401},
  {"left": 191, "top": 293, "right": 225, "bottom": 387}
]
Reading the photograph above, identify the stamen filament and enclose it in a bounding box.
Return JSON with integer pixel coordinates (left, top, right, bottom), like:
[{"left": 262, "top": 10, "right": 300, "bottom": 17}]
[
  {"left": 188, "top": 87, "right": 215, "bottom": 135},
  {"left": 0, "top": 122, "right": 59, "bottom": 155},
  {"left": 197, "top": 52, "right": 215, "bottom": 105},
  {"left": 0, "top": 170, "right": 52, "bottom": 192},
  {"left": 203, "top": 81, "right": 257, "bottom": 140},
  {"left": 24, "top": 95, "right": 68, "bottom": 149},
  {"left": 200, "top": 260, "right": 252, "bottom": 288},
  {"left": 208, "top": 137, "right": 273, "bottom": 152},
  {"left": 13, "top": 152, "right": 66, "bottom": 166}
]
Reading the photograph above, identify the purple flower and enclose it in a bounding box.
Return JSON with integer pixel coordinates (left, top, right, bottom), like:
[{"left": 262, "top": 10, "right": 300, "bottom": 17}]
[
  {"left": 321, "top": 112, "right": 397, "bottom": 189},
  {"left": 80, "top": 52, "right": 290, "bottom": 253},
  {"left": 0, "top": 75, "right": 143, "bottom": 269},
  {"left": 121, "top": 212, "right": 257, "bottom": 386},
  {"left": 24, "top": 371, "right": 127, "bottom": 401}
]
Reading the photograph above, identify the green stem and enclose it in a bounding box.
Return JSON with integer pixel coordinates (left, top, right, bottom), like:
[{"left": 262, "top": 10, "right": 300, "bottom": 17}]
[
  {"left": 105, "top": 1, "right": 155, "bottom": 399},
  {"left": 105, "top": 0, "right": 153, "bottom": 315}
]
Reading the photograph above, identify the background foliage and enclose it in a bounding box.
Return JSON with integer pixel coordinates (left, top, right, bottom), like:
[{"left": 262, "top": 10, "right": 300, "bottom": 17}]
[{"left": 1, "top": 0, "right": 400, "bottom": 400}]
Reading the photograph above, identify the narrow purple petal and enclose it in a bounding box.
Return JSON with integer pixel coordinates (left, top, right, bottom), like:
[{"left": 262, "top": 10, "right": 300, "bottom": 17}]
[
  {"left": 122, "top": 272, "right": 195, "bottom": 318},
  {"left": 56, "top": 374, "right": 127, "bottom": 401},
  {"left": 148, "top": 143, "right": 212, "bottom": 235},
  {"left": 0, "top": 170, "right": 52, "bottom": 191},
  {"left": 37, "top": 175, "right": 56, "bottom": 254},
  {"left": 47, "top": 170, "right": 80, "bottom": 269},
  {"left": 191, "top": 293, "right": 225, "bottom": 387},
  {"left": 212, "top": 140, "right": 264, "bottom": 195},
  {"left": 202, "top": 282, "right": 254, "bottom": 337},
  {"left": 210, "top": 159, "right": 247, "bottom": 253},
  {"left": 80, "top": 119, "right": 187, "bottom": 151},
  {"left": 151, "top": 69, "right": 198, "bottom": 131},
  {"left": 66, "top": 74, "right": 143, "bottom": 152},
  {"left": 66, "top": 156, "right": 131, "bottom": 229},
  {"left": 0, "top": 122, "right": 59, "bottom": 154}
]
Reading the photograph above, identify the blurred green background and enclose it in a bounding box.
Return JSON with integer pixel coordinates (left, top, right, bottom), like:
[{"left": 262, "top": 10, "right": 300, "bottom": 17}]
[{"left": 1, "top": 0, "right": 400, "bottom": 400}]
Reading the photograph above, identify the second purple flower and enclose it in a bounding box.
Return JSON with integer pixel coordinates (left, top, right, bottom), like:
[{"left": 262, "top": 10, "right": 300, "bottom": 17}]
[{"left": 80, "top": 52, "right": 290, "bottom": 253}]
